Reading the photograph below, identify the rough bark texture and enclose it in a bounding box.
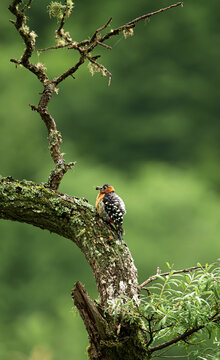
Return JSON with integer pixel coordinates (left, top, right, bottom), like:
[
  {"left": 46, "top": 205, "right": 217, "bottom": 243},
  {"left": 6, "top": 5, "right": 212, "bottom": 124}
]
[{"left": 0, "top": 176, "right": 149, "bottom": 359}]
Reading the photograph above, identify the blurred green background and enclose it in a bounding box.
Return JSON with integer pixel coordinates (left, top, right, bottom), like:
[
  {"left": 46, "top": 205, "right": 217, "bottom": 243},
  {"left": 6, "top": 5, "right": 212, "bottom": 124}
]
[{"left": 0, "top": 0, "right": 220, "bottom": 358}]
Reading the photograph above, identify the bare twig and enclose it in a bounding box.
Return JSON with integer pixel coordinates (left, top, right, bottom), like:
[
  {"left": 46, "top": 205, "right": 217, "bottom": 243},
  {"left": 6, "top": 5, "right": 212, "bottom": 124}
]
[
  {"left": 127, "top": 2, "right": 183, "bottom": 26},
  {"left": 38, "top": 43, "right": 70, "bottom": 53},
  {"left": 101, "top": 2, "right": 183, "bottom": 43},
  {"left": 96, "top": 41, "right": 112, "bottom": 50},
  {"left": 9, "top": 0, "right": 183, "bottom": 189},
  {"left": 57, "top": 14, "right": 67, "bottom": 39},
  {"left": 53, "top": 55, "right": 85, "bottom": 85},
  {"left": 21, "top": 0, "right": 33, "bottom": 12},
  {"left": 87, "top": 56, "right": 112, "bottom": 86},
  {"left": 90, "top": 17, "right": 112, "bottom": 43},
  {"left": 139, "top": 265, "right": 205, "bottom": 290},
  {"left": 38, "top": 1, "right": 183, "bottom": 86}
]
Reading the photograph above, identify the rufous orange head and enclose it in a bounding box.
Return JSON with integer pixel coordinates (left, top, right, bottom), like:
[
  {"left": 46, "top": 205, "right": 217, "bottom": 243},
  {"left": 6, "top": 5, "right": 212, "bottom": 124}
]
[{"left": 96, "top": 184, "right": 115, "bottom": 194}]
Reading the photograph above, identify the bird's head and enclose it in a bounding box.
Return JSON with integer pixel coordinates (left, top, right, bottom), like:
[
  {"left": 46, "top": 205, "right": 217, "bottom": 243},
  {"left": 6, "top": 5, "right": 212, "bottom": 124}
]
[{"left": 96, "top": 184, "right": 115, "bottom": 194}]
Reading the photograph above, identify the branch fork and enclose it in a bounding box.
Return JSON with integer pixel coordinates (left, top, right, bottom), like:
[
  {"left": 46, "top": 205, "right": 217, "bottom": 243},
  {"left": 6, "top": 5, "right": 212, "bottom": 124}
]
[{"left": 9, "top": 0, "right": 183, "bottom": 190}]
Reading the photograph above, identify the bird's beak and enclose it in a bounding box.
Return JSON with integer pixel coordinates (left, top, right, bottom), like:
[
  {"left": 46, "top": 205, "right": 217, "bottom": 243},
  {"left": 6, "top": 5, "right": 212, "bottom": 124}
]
[{"left": 96, "top": 186, "right": 102, "bottom": 190}]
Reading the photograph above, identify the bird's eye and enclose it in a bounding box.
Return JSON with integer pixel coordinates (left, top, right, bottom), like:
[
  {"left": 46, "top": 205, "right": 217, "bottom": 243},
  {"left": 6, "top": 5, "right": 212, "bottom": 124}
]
[{"left": 102, "top": 184, "right": 108, "bottom": 190}]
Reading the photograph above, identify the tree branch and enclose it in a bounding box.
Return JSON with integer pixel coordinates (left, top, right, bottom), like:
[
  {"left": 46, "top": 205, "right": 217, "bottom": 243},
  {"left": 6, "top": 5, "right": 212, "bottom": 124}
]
[
  {"left": 89, "top": 17, "right": 112, "bottom": 44},
  {"left": 0, "top": 174, "right": 146, "bottom": 356},
  {"left": 8, "top": 1, "right": 77, "bottom": 190},
  {"left": 21, "top": 0, "right": 33, "bottom": 12},
  {"left": 101, "top": 2, "right": 183, "bottom": 43},
  {"left": 127, "top": 2, "right": 183, "bottom": 26},
  {"left": 0, "top": 176, "right": 139, "bottom": 307},
  {"left": 9, "top": 0, "right": 183, "bottom": 190},
  {"left": 39, "top": 2, "right": 184, "bottom": 86},
  {"left": 87, "top": 56, "right": 112, "bottom": 86},
  {"left": 30, "top": 85, "right": 76, "bottom": 190},
  {"left": 139, "top": 265, "right": 205, "bottom": 290},
  {"left": 53, "top": 55, "right": 85, "bottom": 85},
  {"left": 9, "top": 0, "right": 48, "bottom": 83}
]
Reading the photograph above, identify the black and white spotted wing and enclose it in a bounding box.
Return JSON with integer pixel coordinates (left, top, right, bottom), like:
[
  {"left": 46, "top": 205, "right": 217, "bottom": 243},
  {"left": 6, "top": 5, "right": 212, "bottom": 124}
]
[{"left": 102, "top": 192, "right": 126, "bottom": 227}]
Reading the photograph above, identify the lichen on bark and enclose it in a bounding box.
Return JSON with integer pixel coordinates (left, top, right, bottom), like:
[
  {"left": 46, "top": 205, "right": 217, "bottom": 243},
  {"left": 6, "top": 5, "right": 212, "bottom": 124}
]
[{"left": 0, "top": 175, "right": 148, "bottom": 358}]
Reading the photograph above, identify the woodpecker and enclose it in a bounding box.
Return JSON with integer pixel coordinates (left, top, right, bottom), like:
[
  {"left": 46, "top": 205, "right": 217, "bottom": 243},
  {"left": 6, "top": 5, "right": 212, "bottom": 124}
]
[{"left": 95, "top": 184, "right": 126, "bottom": 239}]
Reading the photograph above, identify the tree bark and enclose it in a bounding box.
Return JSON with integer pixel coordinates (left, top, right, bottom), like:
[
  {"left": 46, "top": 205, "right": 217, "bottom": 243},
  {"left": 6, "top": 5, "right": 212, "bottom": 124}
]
[
  {"left": 72, "top": 282, "right": 149, "bottom": 360},
  {"left": 0, "top": 176, "right": 149, "bottom": 359}
]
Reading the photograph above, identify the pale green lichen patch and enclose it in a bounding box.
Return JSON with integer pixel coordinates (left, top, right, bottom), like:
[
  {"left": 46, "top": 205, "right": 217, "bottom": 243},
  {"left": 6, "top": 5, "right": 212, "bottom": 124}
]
[
  {"left": 49, "top": 197, "right": 61, "bottom": 206},
  {"left": 74, "top": 197, "right": 95, "bottom": 212},
  {"left": 76, "top": 228, "right": 86, "bottom": 238},
  {"left": 0, "top": 177, "right": 85, "bottom": 222},
  {"left": 70, "top": 213, "right": 84, "bottom": 227}
]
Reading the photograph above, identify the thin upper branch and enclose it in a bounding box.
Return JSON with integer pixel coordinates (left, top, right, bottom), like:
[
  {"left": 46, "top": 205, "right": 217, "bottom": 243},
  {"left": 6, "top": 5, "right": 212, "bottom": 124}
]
[
  {"left": 89, "top": 17, "right": 112, "bottom": 44},
  {"left": 87, "top": 56, "right": 112, "bottom": 86},
  {"left": 21, "top": 0, "right": 33, "bottom": 12},
  {"left": 38, "top": 1, "right": 184, "bottom": 86},
  {"left": 8, "top": 0, "right": 184, "bottom": 188},
  {"left": 9, "top": 0, "right": 48, "bottom": 84},
  {"left": 101, "top": 2, "right": 183, "bottom": 43},
  {"left": 53, "top": 55, "right": 85, "bottom": 85},
  {"left": 9, "top": 0, "right": 77, "bottom": 190},
  {"left": 127, "top": 2, "right": 183, "bottom": 26},
  {"left": 139, "top": 265, "right": 205, "bottom": 289},
  {"left": 56, "top": 2, "right": 73, "bottom": 43}
]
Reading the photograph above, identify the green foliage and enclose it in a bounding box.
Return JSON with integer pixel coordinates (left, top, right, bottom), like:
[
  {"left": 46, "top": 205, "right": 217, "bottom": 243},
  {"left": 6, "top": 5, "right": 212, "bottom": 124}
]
[
  {"left": 143, "top": 264, "right": 219, "bottom": 334},
  {"left": 106, "top": 263, "right": 220, "bottom": 357}
]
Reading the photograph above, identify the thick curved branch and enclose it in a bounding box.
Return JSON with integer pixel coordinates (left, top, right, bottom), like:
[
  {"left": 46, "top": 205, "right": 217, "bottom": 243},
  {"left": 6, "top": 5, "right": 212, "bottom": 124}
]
[
  {"left": 0, "top": 176, "right": 138, "bottom": 307},
  {"left": 0, "top": 175, "right": 149, "bottom": 357}
]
